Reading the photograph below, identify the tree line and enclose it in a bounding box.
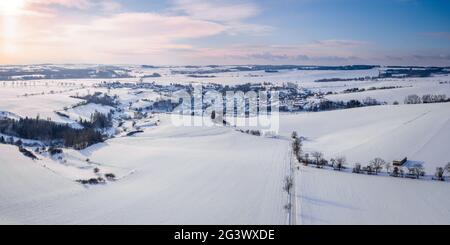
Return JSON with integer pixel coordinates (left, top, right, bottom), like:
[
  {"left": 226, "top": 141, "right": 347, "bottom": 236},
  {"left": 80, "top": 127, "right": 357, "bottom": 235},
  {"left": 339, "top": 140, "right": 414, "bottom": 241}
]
[
  {"left": 0, "top": 113, "right": 112, "bottom": 150},
  {"left": 291, "top": 131, "right": 450, "bottom": 182}
]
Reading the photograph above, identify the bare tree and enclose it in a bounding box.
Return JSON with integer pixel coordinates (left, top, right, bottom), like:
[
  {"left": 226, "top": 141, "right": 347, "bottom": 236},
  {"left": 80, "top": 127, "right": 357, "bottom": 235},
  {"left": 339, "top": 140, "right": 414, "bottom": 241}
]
[
  {"left": 404, "top": 94, "right": 422, "bottom": 104},
  {"left": 304, "top": 153, "right": 309, "bottom": 166},
  {"left": 385, "top": 162, "right": 392, "bottom": 174},
  {"left": 353, "top": 163, "right": 362, "bottom": 174},
  {"left": 445, "top": 162, "right": 450, "bottom": 173},
  {"left": 334, "top": 156, "right": 347, "bottom": 171},
  {"left": 408, "top": 163, "right": 425, "bottom": 179},
  {"left": 283, "top": 176, "right": 294, "bottom": 194},
  {"left": 311, "top": 151, "right": 324, "bottom": 168},
  {"left": 292, "top": 137, "right": 303, "bottom": 163},
  {"left": 370, "top": 158, "right": 386, "bottom": 175},
  {"left": 330, "top": 158, "right": 336, "bottom": 168},
  {"left": 435, "top": 167, "right": 445, "bottom": 181}
]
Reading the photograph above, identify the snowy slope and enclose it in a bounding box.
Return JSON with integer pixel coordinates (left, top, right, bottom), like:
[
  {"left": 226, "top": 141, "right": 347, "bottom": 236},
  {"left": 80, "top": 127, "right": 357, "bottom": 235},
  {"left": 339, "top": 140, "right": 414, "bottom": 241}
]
[
  {"left": 325, "top": 77, "right": 450, "bottom": 104},
  {"left": 0, "top": 116, "right": 290, "bottom": 224},
  {"left": 65, "top": 103, "right": 114, "bottom": 121},
  {"left": 278, "top": 103, "right": 450, "bottom": 173},
  {"left": 296, "top": 166, "right": 450, "bottom": 225},
  {"left": 0, "top": 145, "right": 81, "bottom": 224}
]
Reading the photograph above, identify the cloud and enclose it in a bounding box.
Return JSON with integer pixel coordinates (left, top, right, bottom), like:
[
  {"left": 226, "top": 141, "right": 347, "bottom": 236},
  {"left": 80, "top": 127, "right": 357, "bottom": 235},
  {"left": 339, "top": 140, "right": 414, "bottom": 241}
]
[
  {"left": 178, "top": 40, "right": 370, "bottom": 65},
  {"left": 24, "top": 0, "right": 121, "bottom": 12},
  {"left": 422, "top": 32, "right": 450, "bottom": 40},
  {"left": 309, "top": 39, "right": 369, "bottom": 47},
  {"left": 0, "top": 8, "right": 229, "bottom": 64},
  {"left": 1, "top": 0, "right": 276, "bottom": 64},
  {"left": 171, "top": 0, "right": 272, "bottom": 34},
  {"left": 172, "top": 0, "right": 260, "bottom": 22},
  {"left": 69, "top": 12, "right": 226, "bottom": 40},
  {"left": 26, "top": 0, "right": 93, "bottom": 9}
]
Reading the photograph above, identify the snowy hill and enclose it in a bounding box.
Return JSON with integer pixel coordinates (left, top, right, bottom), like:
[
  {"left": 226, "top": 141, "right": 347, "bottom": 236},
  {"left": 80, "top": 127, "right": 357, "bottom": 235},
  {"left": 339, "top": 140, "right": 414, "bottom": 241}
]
[
  {"left": 297, "top": 166, "right": 450, "bottom": 225},
  {"left": 278, "top": 103, "right": 450, "bottom": 173},
  {"left": 0, "top": 116, "right": 290, "bottom": 224}
]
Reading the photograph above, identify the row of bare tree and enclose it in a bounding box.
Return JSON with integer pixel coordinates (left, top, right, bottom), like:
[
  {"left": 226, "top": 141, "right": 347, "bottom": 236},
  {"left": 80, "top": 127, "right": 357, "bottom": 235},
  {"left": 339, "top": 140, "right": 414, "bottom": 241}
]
[{"left": 291, "top": 131, "right": 450, "bottom": 181}]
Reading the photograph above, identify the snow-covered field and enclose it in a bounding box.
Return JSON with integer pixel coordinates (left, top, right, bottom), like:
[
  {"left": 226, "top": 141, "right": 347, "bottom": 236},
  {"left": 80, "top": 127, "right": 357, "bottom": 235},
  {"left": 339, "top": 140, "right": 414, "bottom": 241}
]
[
  {"left": 0, "top": 67, "right": 449, "bottom": 225},
  {"left": 296, "top": 166, "right": 450, "bottom": 225},
  {"left": 140, "top": 67, "right": 381, "bottom": 85},
  {"left": 0, "top": 116, "right": 290, "bottom": 224},
  {"left": 278, "top": 103, "right": 450, "bottom": 173},
  {"left": 324, "top": 77, "right": 450, "bottom": 104}
]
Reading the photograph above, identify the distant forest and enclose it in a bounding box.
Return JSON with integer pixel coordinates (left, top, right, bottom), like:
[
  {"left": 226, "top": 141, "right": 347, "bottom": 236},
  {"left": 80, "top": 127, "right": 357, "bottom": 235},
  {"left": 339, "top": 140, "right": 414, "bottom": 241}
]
[
  {"left": 0, "top": 112, "right": 113, "bottom": 149},
  {"left": 0, "top": 66, "right": 131, "bottom": 81}
]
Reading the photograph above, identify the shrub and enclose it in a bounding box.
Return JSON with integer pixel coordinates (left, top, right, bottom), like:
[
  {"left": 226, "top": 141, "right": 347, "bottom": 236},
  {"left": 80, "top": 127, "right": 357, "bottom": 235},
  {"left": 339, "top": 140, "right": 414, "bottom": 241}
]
[
  {"left": 283, "top": 176, "right": 293, "bottom": 194},
  {"left": 105, "top": 173, "right": 116, "bottom": 181},
  {"left": 435, "top": 167, "right": 445, "bottom": 181},
  {"left": 49, "top": 147, "right": 63, "bottom": 155},
  {"left": 404, "top": 94, "right": 422, "bottom": 104},
  {"left": 353, "top": 163, "right": 362, "bottom": 174}
]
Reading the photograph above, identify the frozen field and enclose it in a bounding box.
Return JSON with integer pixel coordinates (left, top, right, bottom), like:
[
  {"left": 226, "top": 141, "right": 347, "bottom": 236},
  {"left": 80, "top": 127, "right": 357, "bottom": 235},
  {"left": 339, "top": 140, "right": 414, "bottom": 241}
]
[
  {"left": 0, "top": 116, "right": 290, "bottom": 224},
  {"left": 140, "top": 67, "right": 381, "bottom": 85},
  {"left": 296, "top": 166, "right": 450, "bottom": 225},
  {"left": 0, "top": 69, "right": 449, "bottom": 225},
  {"left": 324, "top": 77, "right": 450, "bottom": 104},
  {"left": 278, "top": 103, "right": 450, "bottom": 173}
]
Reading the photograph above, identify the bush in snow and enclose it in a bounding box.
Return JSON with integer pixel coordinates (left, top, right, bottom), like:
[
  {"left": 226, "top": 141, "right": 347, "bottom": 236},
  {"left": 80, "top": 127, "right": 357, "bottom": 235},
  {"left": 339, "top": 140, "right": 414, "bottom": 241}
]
[
  {"left": 292, "top": 137, "right": 303, "bottom": 162},
  {"left": 404, "top": 94, "right": 422, "bottom": 104},
  {"left": 77, "top": 177, "right": 106, "bottom": 185},
  {"left": 19, "top": 147, "right": 38, "bottom": 160},
  {"left": 363, "top": 97, "right": 379, "bottom": 106},
  {"left": 445, "top": 163, "right": 450, "bottom": 174},
  {"left": 72, "top": 92, "right": 118, "bottom": 107},
  {"left": 249, "top": 130, "right": 261, "bottom": 136},
  {"left": 303, "top": 153, "right": 310, "bottom": 166},
  {"left": 284, "top": 203, "right": 292, "bottom": 211},
  {"left": 422, "top": 94, "right": 447, "bottom": 104},
  {"left": 385, "top": 162, "right": 392, "bottom": 174},
  {"left": 362, "top": 165, "right": 375, "bottom": 175},
  {"left": 434, "top": 167, "right": 445, "bottom": 181},
  {"left": 370, "top": 158, "right": 386, "bottom": 175},
  {"left": 15, "top": 139, "right": 23, "bottom": 146},
  {"left": 49, "top": 147, "right": 63, "bottom": 155},
  {"left": 391, "top": 166, "right": 405, "bottom": 178},
  {"left": 283, "top": 176, "right": 293, "bottom": 194},
  {"left": 352, "top": 163, "right": 362, "bottom": 174},
  {"left": 333, "top": 156, "right": 347, "bottom": 171},
  {"left": 0, "top": 117, "right": 104, "bottom": 150},
  {"left": 105, "top": 173, "right": 116, "bottom": 181},
  {"left": 407, "top": 163, "right": 425, "bottom": 179},
  {"left": 311, "top": 151, "right": 324, "bottom": 168},
  {"left": 291, "top": 131, "right": 298, "bottom": 139}
]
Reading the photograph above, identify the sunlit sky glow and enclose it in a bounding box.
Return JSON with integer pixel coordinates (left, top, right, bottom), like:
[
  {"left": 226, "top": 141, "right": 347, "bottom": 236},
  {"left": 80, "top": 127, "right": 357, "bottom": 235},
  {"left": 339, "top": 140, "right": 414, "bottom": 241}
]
[{"left": 0, "top": 0, "right": 449, "bottom": 66}]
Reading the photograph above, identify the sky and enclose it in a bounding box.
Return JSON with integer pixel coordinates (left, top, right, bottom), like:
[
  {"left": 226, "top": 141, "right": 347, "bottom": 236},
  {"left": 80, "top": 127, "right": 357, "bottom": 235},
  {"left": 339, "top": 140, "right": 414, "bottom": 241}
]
[{"left": 0, "top": 0, "right": 449, "bottom": 66}]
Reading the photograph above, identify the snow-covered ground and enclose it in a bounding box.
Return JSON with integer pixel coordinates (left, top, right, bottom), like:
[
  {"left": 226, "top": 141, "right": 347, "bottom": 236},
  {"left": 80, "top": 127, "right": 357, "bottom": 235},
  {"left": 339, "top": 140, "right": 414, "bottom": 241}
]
[
  {"left": 277, "top": 103, "right": 450, "bottom": 173},
  {"left": 140, "top": 67, "right": 381, "bottom": 85},
  {"left": 296, "top": 166, "right": 450, "bottom": 225},
  {"left": 324, "top": 77, "right": 450, "bottom": 104},
  {"left": 0, "top": 116, "right": 290, "bottom": 224},
  {"left": 0, "top": 68, "right": 449, "bottom": 225}
]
